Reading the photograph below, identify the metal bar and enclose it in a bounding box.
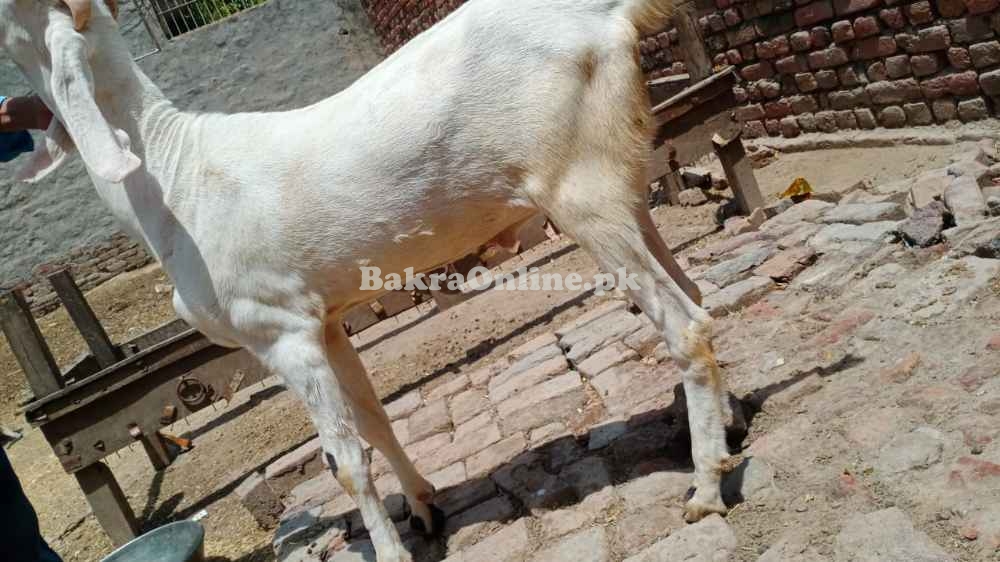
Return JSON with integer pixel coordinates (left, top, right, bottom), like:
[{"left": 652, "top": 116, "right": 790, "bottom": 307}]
[
  {"left": 0, "top": 290, "right": 63, "bottom": 398},
  {"left": 74, "top": 462, "right": 138, "bottom": 547},
  {"left": 47, "top": 270, "right": 122, "bottom": 369}
]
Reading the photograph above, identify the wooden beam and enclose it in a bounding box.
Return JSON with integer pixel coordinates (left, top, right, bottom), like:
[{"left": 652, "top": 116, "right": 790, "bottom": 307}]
[
  {"left": 47, "top": 270, "right": 122, "bottom": 369},
  {"left": 0, "top": 290, "right": 63, "bottom": 398},
  {"left": 673, "top": 1, "right": 713, "bottom": 82},
  {"left": 713, "top": 131, "right": 765, "bottom": 216},
  {"left": 74, "top": 462, "right": 138, "bottom": 547}
]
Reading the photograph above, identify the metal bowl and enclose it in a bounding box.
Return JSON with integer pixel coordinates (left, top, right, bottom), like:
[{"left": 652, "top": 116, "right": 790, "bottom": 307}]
[{"left": 101, "top": 520, "right": 205, "bottom": 562}]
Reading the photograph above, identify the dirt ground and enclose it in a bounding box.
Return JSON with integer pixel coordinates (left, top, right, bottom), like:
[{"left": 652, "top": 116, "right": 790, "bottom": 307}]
[{"left": 0, "top": 141, "right": 970, "bottom": 562}]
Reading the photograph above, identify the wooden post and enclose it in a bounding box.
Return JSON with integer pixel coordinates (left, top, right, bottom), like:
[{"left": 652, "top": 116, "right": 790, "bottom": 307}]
[
  {"left": 713, "top": 132, "right": 765, "bottom": 216},
  {"left": 47, "top": 270, "right": 122, "bottom": 368},
  {"left": 673, "top": 1, "right": 713, "bottom": 82},
  {"left": 74, "top": 462, "right": 138, "bottom": 547},
  {"left": 661, "top": 171, "right": 684, "bottom": 206},
  {"left": 139, "top": 433, "right": 173, "bottom": 471},
  {"left": 0, "top": 290, "right": 63, "bottom": 398}
]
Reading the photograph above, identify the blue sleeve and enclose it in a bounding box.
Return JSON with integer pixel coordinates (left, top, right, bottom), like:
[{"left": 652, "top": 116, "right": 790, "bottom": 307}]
[{"left": 0, "top": 95, "right": 36, "bottom": 163}]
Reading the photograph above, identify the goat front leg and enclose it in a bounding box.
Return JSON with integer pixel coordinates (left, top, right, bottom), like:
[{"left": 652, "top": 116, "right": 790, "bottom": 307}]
[{"left": 257, "top": 325, "right": 411, "bottom": 562}]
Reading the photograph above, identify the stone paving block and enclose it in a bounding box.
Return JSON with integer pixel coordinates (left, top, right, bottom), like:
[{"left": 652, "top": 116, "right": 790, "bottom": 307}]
[
  {"left": 507, "top": 332, "right": 559, "bottom": 363},
  {"left": 834, "top": 507, "right": 952, "bottom": 561},
  {"left": 576, "top": 341, "right": 639, "bottom": 378},
  {"left": 408, "top": 399, "right": 452, "bottom": 443},
  {"left": 763, "top": 199, "right": 836, "bottom": 228},
  {"left": 590, "top": 361, "right": 682, "bottom": 417},
  {"left": 721, "top": 456, "right": 778, "bottom": 504},
  {"left": 875, "top": 427, "right": 945, "bottom": 475},
  {"left": 450, "top": 388, "right": 492, "bottom": 426},
  {"left": 530, "top": 527, "right": 610, "bottom": 562},
  {"left": 753, "top": 246, "right": 817, "bottom": 281},
  {"left": 467, "top": 434, "right": 528, "bottom": 478},
  {"left": 624, "top": 514, "right": 737, "bottom": 562},
  {"left": 819, "top": 202, "right": 907, "bottom": 224},
  {"left": 273, "top": 504, "right": 348, "bottom": 560},
  {"left": 445, "top": 496, "right": 518, "bottom": 552},
  {"left": 809, "top": 221, "right": 901, "bottom": 253},
  {"left": 390, "top": 418, "right": 410, "bottom": 448},
  {"left": 588, "top": 418, "right": 629, "bottom": 450},
  {"left": 403, "top": 432, "right": 451, "bottom": 470},
  {"left": 429, "top": 462, "right": 468, "bottom": 492},
  {"left": 489, "top": 353, "right": 568, "bottom": 404},
  {"left": 467, "top": 361, "right": 507, "bottom": 387},
  {"left": 266, "top": 437, "right": 324, "bottom": 498},
  {"left": 456, "top": 410, "right": 494, "bottom": 437},
  {"left": 703, "top": 276, "right": 776, "bottom": 318},
  {"left": 622, "top": 320, "right": 662, "bottom": 356},
  {"left": 701, "top": 245, "right": 777, "bottom": 287},
  {"left": 947, "top": 218, "right": 1000, "bottom": 259},
  {"left": 688, "top": 231, "right": 769, "bottom": 265},
  {"left": 384, "top": 390, "right": 422, "bottom": 422},
  {"left": 944, "top": 176, "right": 988, "bottom": 226},
  {"left": 554, "top": 300, "right": 627, "bottom": 338},
  {"left": 530, "top": 422, "right": 569, "bottom": 445},
  {"left": 775, "top": 222, "right": 823, "bottom": 249},
  {"left": 615, "top": 504, "right": 686, "bottom": 554},
  {"left": 237, "top": 472, "right": 285, "bottom": 530},
  {"left": 459, "top": 519, "right": 531, "bottom": 562},
  {"left": 426, "top": 374, "right": 470, "bottom": 401},
  {"left": 559, "top": 310, "right": 645, "bottom": 365},
  {"left": 325, "top": 540, "right": 375, "bottom": 562},
  {"left": 497, "top": 372, "right": 586, "bottom": 433},
  {"left": 286, "top": 471, "right": 344, "bottom": 513},
  {"left": 418, "top": 422, "right": 502, "bottom": 475},
  {"left": 619, "top": 470, "right": 694, "bottom": 511},
  {"left": 437, "top": 476, "right": 499, "bottom": 517}
]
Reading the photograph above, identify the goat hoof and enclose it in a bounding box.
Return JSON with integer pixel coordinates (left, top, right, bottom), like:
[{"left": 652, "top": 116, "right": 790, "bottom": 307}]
[
  {"left": 409, "top": 503, "right": 446, "bottom": 537},
  {"left": 683, "top": 495, "right": 727, "bottom": 523}
]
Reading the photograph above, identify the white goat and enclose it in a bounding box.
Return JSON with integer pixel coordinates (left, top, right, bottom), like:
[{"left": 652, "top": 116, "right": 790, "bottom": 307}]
[{"left": 0, "top": 1, "right": 735, "bottom": 560}]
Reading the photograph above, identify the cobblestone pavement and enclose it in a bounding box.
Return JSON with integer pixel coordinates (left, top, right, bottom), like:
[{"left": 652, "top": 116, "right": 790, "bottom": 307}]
[{"left": 247, "top": 142, "right": 1000, "bottom": 561}]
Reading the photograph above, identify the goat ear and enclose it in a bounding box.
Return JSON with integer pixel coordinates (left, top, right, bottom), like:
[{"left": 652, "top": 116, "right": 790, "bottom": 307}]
[
  {"left": 46, "top": 27, "right": 140, "bottom": 183},
  {"left": 15, "top": 119, "right": 78, "bottom": 183}
]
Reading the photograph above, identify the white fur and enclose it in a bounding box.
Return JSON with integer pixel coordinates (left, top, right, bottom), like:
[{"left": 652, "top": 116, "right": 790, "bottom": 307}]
[{"left": 1, "top": 1, "right": 733, "bottom": 559}]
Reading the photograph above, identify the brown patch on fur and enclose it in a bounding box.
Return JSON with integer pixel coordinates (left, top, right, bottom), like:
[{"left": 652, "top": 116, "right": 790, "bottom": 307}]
[{"left": 578, "top": 50, "right": 598, "bottom": 83}]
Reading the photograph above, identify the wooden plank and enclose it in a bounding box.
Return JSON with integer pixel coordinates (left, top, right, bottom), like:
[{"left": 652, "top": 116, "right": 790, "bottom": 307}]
[
  {"left": 652, "top": 66, "right": 735, "bottom": 119},
  {"left": 74, "top": 462, "right": 138, "bottom": 547},
  {"left": 673, "top": 1, "right": 714, "bottom": 82},
  {"left": 661, "top": 171, "right": 684, "bottom": 206},
  {"left": 47, "top": 270, "right": 122, "bottom": 368},
  {"left": 713, "top": 131, "right": 765, "bottom": 216},
  {"left": 0, "top": 290, "right": 63, "bottom": 398},
  {"left": 139, "top": 432, "right": 173, "bottom": 471}
]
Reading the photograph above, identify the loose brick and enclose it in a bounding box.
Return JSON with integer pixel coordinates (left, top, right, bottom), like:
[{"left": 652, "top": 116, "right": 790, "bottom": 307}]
[
  {"left": 886, "top": 54, "right": 912, "bottom": 78},
  {"left": 921, "top": 70, "right": 980, "bottom": 97},
  {"left": 708, "top": 13, "right": 726, "bottom": 32},
  {"left": 466, "top": 434, "right": 527, "bottom": 478},
  {"left": 868, "top": 60, "right": 889, "bottom": 81},
  {"left": 765, "top": 118, "right": 782, "bottom": 135},
  {"left": 816, "top": 69, "right": 840, "bottom": 88},
  {"left": 790, "top": 30, "right": 814, "bottom": 50},
  {"left": 866, "top": 77, "right": 922, "bottom": 102},
  {"left": 880, "top": 7, "right": 907, "bottom": 29},
  {"left": 726, "top": 49, "right": 744, "bottom": 64},
  {"left": 753, "top": 247, "right": 817, "bottom": 280},
  {"left": 816, "top": 109, "right": 840, "bottom": 131},
  {"left": 728, "top": 23, "right": 760, "bottom": 46},
  {"left": 779, "top": 116, "right": 802, "bottom": 137},
  {"left": 744, "top": 62, "right": 777, "bottom": 82},
  {"left": 795, "top": 71, "right": 820, "bottom": 90},
  {"left": 796, "top": 0, "right": 835, "bottom": 26},
  {"left": 798, "top": 112, "right": 819, "bottom": 131},
  {"left": 756, "top": 36, "right": 792, "bottom": 59},
  {"left": 853, "top": 15, "right": 881, "bottom": 37},
  {"left": 497, "top": 372, "right": 586, "bottom": 433},
  {"left": 949, "top": 46, "right": 973, "bottom": 68},
  {"left": 832, "top": 20, "right": 856, "bottom": 42},
  {"left": 829, "top": 87, "right": 869, "bottom": 108},
  {"left": 957, "top": 97, "right": 989, "bottom": 121},
  {"left": 812, "top": 26, "right": 833, "bottom": 47},
  {"left": 789, "top": 94, "right": 821, "bottom": 112},
  {"left": 947, "top": 15, "right": 995, "bottom": 43},
  {"left": 970, "top": 40, "right": 1000, "bottom": 67},
  {"left": 714, "top": 53, "right": 728, "bottom": 67},
  {"left": 904, "top": 102, "right": 935, "bottom": 124},
  {"left": 744, "top": 120, "right": 769, "bottom": 137},
  {"left": 838, "top": 64, "right": 869, "bottom": 85},
  {"left": 759, "top": 79, "right": 783, "bottom": 97},
  {"left": 910, "top": 54, "right": 941, "bottom": 76},
  {"left": 736, "top": 103, "right": 767, "bottom": 121},
  {"left": 734, "top": 85, "right": 750, "bottom": 102},
  {"left": 855, "top": 107, "right": 879, "bottom": 128},
  {"left": 880, "top": 105, "right": 908, "bottom": 127},
  {"left": 905, "top": 1, "right": 934, "bottom": 24},
  {"left": 898, "top": 26, "right": 952, "bottom": 53},
  {"left": 765, "top": 98, "right": 794, "bottom": 118},
  {"left": 835, "top": 109, "right": 860, "bottom": 128},
  {"left": 980, "top": 68, "right": 1000, "bottom": 94},
  {"left": 775, "top": 54, "right": 810, "bottom": 74},
  {"left": 937, "top": 0, "right": 967, "bottom": 16},
  {"left": 741, "top": 43, "right": 758, "bottom": 62},
  {"left": 852, "top": 36, "right": 898, "bottom": 59},
  {"left": 809, "top": 46, "right": 850, "bottom": 68},
  {"left": 835, "top": 0, "right": 882, "bottom": 14},
  {"left": 931, "top": 97, "right": 959, "bottom": 120},
  {"left": 965, "top": 0, "right": 999, "bottom": 14},
  {"left": 724, "top": 7, "right": 743, "bottom": 25},
  {"left": 408, "top": 399, "right": 452, "bottom": 442}
]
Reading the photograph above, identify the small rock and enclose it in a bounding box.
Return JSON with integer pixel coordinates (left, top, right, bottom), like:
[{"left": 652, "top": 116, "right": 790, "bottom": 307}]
[
  {"left": 530, "top": 526, "right": 610, "bottom": 562},
  {"left": 753, "top": 246, "right": 817, "bottom": 282},
  {"left": 876, "top": 427, "right": 945, "bottom": 475},
  {"left": 721, "top": 456, "right": 776, "bottom": 504},
  {"left": 701, "top": 245, "right": 776, "bottom": 287},
  {"left": 948, "top": 217, "right": 1000, "bottom": 258},
  {"left": 623, "top": 514, "right": 737, "bottom": 562},
  {"left": 834, "top": 507, "right": 953, "bottom": 562},
  {"left": 810, "top": 222, "right": 900, "bottom": 253},
  {"left": 764, "top": 199, "right": 836, "bottom": 228},
  {"left": 820, "top": 202, "right": 907, "bottom": 224},
  {"left": 879, "top": 352, "right": 922, "bottom": 383},
  {"left": 945, "top": 176, "right": 989, "bottom": 226},
  {"left": 702, "top": 276, "right": 775, "bottom": 318},
  {"left": 897, "top": 201, "right": 951, "bottom": 247},
  {"left": 679, "top": 188, "right": 709, "bottom": 207}
]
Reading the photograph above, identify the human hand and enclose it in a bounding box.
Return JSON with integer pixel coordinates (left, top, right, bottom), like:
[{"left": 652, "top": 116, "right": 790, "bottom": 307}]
[{"left": 63, "top": 0, "right": 119, "bottom": 32}]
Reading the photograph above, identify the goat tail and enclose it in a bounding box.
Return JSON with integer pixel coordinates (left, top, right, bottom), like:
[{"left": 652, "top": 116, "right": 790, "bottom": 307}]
[{"left": 622, "top": 0, "right": 675, "bottom": 35}]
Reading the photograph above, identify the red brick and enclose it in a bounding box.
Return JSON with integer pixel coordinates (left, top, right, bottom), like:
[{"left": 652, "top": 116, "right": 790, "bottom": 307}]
[
  {"left": 742, "top": 61, "right": 776, "bottom": 80},
  {"left": 853, "top": 16, "right": 880, "bottom": 37},
  {"left": 765, "top": 98, "right": 794, "bottom": 118},
  {"left": 832, "top": 20, "right": 856, "bottom": 42},
  {"left": 790, "top": 30, "right": 814, "bottom": 51},
  {"left": 897, "top": 26, "right": 952, "bottom": 53},
  {"left": 775, "top": 54, "right": 810, "bottom": 73},
  {"left": 834, "top": 0, "right": 882, "bottom": 15},
  {"left": 868, "top": 60, "right": 889, "bottom": 81},
  {"left": 736, "top": 103, "right": 767, "bottom": 121},
  {"left": 816, "top": 68, "right": 840, "bottom": 87},
  {"left": 879, "top": 7, "right": 906, "bottom": 29},
  {"left": 809, "top": 309, "right": 876, "bottom": 345},
  {"left": 757, "top": 36, "right": 792, "bottom": 58},
  {"left": 948, "top": 46, "right": 973, "bottom": 68},
  {"left": 936, "top": 0, "right": 966, "bottom": 15},
  {"left": 728, "top": 24, "right": 760, "bottom": 46},
  {"left": 911, "top": 54, "right": 941, "bottom": 76},
  {"left": 808, "top": 46, "right": 850, "bottom": 68},
  {"left": 724, "top": 7, "right": 743, "bottom": 26},
  {"left": 970, "top": 40, "right": 1000, "bottom": 67},
  {"left": 920, "top": 70, "right": 981, "bottom": 97},
  {"left": 765, "top": 118, "right": 782, "bottom": 135},
  {"left": 726, "top": 49, "right": 744, "bottom": 64},
  {"left": 788, "top": 94, "right": 821, "bottom": 112},
  {"left": 741, "top": 43, "right": 758, "bottom": 62},
  {"left": 965, "top": 0, "right": 999, "bottom": 14},
  {"left": 904, "top": 0, "right": 934, "bottom": 24},
  {"left": 795, "top": 0, "right": 835, "bottom": 26},
  {"left": 851, "top": 36, "right": 898, "bottom": 59},
  {"left": 886, "top": 54, "right": 912, "bottom": 78},
  {"left": 743, "top": 120, "right": 768, "bottom": 138},
  {"left": 759, "top": 79, "right": 783, "bottom": 97},
  {"left": 796, "top": 71, "right": 821, "bottom": 90},
  {"left": 811, "top": 26, "right": 833, "bottom": 48}
]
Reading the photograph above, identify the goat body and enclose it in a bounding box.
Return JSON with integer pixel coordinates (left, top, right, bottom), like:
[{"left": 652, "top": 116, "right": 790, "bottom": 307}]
[{"left": 0, "top": 1, "right": 736, "bottom": 560}]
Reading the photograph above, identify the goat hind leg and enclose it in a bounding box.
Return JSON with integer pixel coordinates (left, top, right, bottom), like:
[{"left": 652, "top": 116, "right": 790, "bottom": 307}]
[
  {"left": 259, "top": 328, "right": 412, "bottom": 562},
  {"left": 324, "top": 318, "right": 443, "bottom": 535}
]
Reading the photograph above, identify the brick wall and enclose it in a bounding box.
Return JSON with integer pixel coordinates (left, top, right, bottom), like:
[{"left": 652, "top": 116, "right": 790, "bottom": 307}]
[{"left": 361, "top": 0, "right": 1000, "bottom": 140}]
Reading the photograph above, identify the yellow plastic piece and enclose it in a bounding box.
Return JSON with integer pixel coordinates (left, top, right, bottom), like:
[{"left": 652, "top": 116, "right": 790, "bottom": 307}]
[{"left": 780, "top": 177, "right": 813, "bottom": 199}]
